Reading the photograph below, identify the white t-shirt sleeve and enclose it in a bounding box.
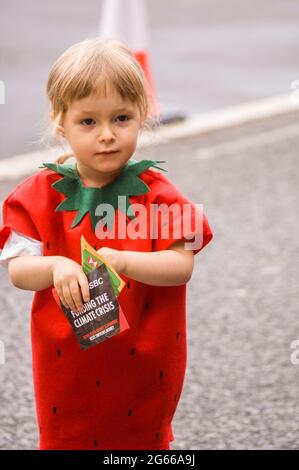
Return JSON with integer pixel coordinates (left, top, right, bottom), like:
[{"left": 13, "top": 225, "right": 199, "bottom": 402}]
[{"left": 0, "top": 229, "right": 44, "bottom": 269}]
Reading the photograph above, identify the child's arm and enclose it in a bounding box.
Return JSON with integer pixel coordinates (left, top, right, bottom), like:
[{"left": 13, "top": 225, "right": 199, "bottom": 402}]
[
  {"left": 8, "top": 255, "right": 90, "bottom": 312},
  {"left": 124, "top": 240, "right": 194, "bottom": 286},
  {"left": 8, "top": 255, "right": 63, "bottom": 291},
  {"left": 98, "top": 239, "right": 195, "bottom": 287}
]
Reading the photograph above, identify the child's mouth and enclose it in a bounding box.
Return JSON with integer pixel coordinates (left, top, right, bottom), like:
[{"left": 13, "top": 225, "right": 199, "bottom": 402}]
[{"left": 95, "top": 150, "right": 119, "bottom": 156}]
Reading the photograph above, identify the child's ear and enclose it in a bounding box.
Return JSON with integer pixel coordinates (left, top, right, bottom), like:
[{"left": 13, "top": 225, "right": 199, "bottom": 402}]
[
  {"left": 49, "top": 111, "right": 65, "bottom": 137},
  {"left": 56, "top": 123, "right": 65, "bottom": 137}
]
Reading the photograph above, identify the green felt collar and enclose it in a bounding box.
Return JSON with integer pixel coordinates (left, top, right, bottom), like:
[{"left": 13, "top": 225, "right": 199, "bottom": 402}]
[{"left": 39, "top": 159, "right": 167, "bottom": 232}]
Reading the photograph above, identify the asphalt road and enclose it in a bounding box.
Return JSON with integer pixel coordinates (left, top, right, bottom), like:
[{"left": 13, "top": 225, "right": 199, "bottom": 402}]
[
  {"left": 1, "top": 0, "right": 299, "bottom": 158},
  {"left": 0, "top": 111, "right": 298, "bottom": 449}
]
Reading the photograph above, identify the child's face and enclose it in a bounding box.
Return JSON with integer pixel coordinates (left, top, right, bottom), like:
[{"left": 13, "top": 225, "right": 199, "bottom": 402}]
[{"left": 59, "top": 89, "right": 143, "bottom": 186}]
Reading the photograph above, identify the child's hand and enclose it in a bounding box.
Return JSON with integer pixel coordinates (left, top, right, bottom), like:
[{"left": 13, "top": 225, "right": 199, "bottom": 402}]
[
  {"left": 51, "top": 257, "right": 90, "bottom": 312},
  {"left": 97, "top": 247, "right": 126, "bottom": 275}
]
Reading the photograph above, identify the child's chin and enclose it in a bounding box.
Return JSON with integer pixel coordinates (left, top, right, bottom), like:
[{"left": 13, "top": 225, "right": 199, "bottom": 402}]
[{"left": 93, "top": 161, "right": 122, "bottom": 172}]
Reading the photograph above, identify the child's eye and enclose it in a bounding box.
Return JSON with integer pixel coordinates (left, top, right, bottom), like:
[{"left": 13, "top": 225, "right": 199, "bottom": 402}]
[
  {"left": 115, "top": 115, "right": 130, "bottom": 122},
  {"left": 81, "top": 118, "right": 96, "bottom": 126}
]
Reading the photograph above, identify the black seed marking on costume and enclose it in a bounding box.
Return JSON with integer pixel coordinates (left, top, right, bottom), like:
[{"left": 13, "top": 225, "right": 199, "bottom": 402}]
[
  {"left": 155, "top": 432, "right": 159, "bottom": 439},
  {"left": 128, "top": 409, "right": 133, "bottom": 416},
  {"left": 94, "top": 439, "right": 98, "bottom": 447},
  {"left": 145, "top": 302, "right": 150, "bottom": 311},
  {"left": 46, "top": 241, "right": 50, "bottom": 250},
  {"left": 96, "top": 380, "right": 101, "bottom": 388},
  {"left": 131, "top": 348, "right": 136, "bottom": 356},
  {"left": 174, "top": 394, "right": 178, "bottom": 401},
  {"left": 176, "top": 331, "right": 180, "bottom": 340},
  {"left": 127, "top": 281, "right": 130, "bottom": 288},
  {"left": 53, "top": 406, "right": 57, "bottom": 414},
  {"left": 57, "top": 349, "right": 61, "bottom": 357},
  {"left": 160, "top": 371, "right": 164, "bottom": 379}
]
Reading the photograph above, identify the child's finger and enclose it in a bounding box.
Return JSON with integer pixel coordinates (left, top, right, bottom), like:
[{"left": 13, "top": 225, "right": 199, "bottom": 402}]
[
  {"left": 69, "top": 280, "right": 84, "bottom": 312},
  {"left": 56, "top": 288, "right": 68, "bottom": 309},
  {"left": 78, "top": 272, "right": 90, "bottom": 303},
  {"left": 62, "top": 284, "right": 78, "bottom": 312}
]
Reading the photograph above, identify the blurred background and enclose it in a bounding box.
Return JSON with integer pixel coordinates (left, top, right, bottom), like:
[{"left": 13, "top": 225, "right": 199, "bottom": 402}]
[
  {"left": 0, "top": 0, "right": 299, "bottom": 451},
  {"left": 0, "top": 0, "right": 299, "bottom": 158}
]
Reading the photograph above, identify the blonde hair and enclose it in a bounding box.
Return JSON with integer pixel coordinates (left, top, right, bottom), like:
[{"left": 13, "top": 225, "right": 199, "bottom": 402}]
[{"left": 44, "top": 38, "right": 157, "bottom": 164}]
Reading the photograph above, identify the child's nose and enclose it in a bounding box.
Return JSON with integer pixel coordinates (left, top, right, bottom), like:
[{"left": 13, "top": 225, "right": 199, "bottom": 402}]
[{"left": 98, "top": 127, "right": 116, "bottom": 143}]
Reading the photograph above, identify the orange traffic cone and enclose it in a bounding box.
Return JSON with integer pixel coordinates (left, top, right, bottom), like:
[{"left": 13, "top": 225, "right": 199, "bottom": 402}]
[
  {"left": 98, "top": 0, "right": 160, "bottom": 119},
  {"left": 98, "top": 0, "right": 185, "bottom": 125}
]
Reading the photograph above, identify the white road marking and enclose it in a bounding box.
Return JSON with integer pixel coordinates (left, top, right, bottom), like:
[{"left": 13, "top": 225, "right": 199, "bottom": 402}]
[{"left": 196, "top": 122, "right": 299, "bottom": 160}]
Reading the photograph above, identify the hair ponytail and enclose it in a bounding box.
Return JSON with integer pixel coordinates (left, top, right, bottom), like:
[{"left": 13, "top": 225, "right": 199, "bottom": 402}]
[{"left": 54, "top": 152, "right": 74, "bottom": 164}]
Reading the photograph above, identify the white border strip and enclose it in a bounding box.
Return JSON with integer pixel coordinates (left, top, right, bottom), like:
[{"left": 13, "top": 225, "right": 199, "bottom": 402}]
[{"left": 0, "top": 93, "right": 298, "bottom": 181}]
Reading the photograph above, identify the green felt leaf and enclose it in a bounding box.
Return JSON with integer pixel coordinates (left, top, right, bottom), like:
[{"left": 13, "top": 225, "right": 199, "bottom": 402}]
[{"left": 40, "top": 159, "right": 167, "bottom": 232}]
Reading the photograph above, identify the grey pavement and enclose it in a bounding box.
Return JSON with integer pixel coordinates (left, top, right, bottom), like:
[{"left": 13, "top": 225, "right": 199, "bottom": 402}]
[
  {"left": 1, "top": 0, "right": 299, "bottom": 159},
  {"left": 0, "top": 111, "right": 299, "bottom": 449}
]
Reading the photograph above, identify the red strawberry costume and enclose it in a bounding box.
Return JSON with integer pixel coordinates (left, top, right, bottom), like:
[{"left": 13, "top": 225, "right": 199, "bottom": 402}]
[{"left": 0, "top": 159, "right": 213, "bottom": 450}]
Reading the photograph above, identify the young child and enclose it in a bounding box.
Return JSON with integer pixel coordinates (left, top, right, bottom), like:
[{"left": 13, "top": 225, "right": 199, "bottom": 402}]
[{"left": 0, "top": 38, "right": 213, "bottom": 450}]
